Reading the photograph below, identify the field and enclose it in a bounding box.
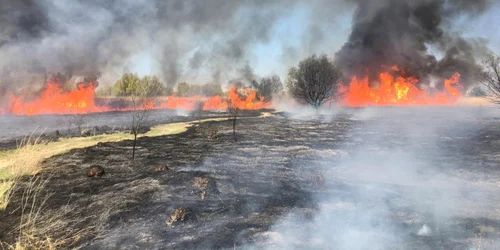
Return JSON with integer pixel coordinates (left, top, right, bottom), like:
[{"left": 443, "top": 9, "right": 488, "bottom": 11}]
[{"left": 1, "top": 106, "right": 500, "bottom": 249}]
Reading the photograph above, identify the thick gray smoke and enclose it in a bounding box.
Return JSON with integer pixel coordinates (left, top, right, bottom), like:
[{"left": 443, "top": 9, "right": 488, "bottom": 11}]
[
  {"left": 335, "top": 0, "right": 492, "bottom": 88},
  {"left": 0, "top": 0, "right": 297, "bottom": 94},
  {"left": 0, "top": 0, "right": 495, "bottom": 97}
]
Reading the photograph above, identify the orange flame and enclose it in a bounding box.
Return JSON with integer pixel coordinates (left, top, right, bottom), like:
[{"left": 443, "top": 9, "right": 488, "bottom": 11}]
[
  {"left": 3, "top": 82, "right": 270, "bottom": 116},
  {"left": 338, "top": 67, "right": 463, "bottom": 107},
  {"left": 7, "top": 79, "right": 101, "bottom": 115}
]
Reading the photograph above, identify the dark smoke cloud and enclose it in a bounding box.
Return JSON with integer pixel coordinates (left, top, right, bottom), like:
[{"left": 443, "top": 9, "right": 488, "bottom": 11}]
[
  {"left": 0, "top": 0, "right": 296, "bottom": 94},
  {"left": 0, "top": 0, "right": 495, "bottom": 96},
  {"left": 0, "top": 0, "right": 51, "bottom": 45},
  {"left": 335, "top": 0, "right": 492, "bottom": 87}
]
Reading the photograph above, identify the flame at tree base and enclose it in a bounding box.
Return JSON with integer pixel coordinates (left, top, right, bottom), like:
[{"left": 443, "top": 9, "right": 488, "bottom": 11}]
[{"left": 338, "top": 68, "right": 463, "bottom": 107}]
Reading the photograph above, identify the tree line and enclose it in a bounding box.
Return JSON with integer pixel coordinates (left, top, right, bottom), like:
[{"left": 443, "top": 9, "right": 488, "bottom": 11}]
[
  {"left": 97, "top": 73, "right": 286, "bottom": 102},
  {"left": 99, "top": 51, "right": 500, "bottom": 109}
]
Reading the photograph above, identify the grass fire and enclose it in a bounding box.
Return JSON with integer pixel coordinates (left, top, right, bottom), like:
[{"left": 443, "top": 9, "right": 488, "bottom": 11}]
[
  {"left": 1, "top": 1, "right": 500, "bottom": 250},
  {"left": 2, "top": 77, "right": 270, "bottom": 115}
]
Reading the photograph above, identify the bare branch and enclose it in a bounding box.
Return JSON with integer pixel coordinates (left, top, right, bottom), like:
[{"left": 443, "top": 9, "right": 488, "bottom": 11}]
[
  {"left": 227, "top": 94, "right": 240, "bottom": 142},
  {"left": 479, "top": 53, "right": 500, "bottom": 105},
  {"left": 129, "top": 76, "right": 160, "bottom": 160}
]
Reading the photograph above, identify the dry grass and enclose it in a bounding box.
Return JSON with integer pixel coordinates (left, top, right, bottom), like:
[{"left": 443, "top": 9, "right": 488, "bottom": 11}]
[
  {"left": 457, "top": 97, "right": 494, "bottom": 106},
  {"left": 0, "top": 134, "right": 45, "bottom": 210},
  {"left": 1, "top": 175, "right": 97, "bottom": 250},
  {"left": 0, "top": 115, "right": 240, "bottom": 210},
  {"left": 0, "top": 179, "right": 16, "bottom": 211}
]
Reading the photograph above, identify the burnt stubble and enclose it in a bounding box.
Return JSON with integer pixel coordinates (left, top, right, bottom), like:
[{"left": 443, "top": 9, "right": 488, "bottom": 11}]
[{"left": 1, "top": 107, "right": 500, "bottom": 249}]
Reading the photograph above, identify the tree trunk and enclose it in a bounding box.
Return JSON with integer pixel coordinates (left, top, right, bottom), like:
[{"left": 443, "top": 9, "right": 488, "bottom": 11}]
[
  {"left": 232, "top": 117, "right": 236, "bottom": 141},
  {"left": 132, "top": 133, "right": 137, "bottom": 160}
]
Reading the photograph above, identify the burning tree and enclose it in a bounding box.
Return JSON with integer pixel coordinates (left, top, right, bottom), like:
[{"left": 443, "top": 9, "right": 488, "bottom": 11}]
[
  {"left": 130, "top": 77, "right": 162, "bottom": 160},
  {"left": 286, "top": 54, "right": 342, "bottom": 109},
  {"left": 479, "top": 53, "right": 500, "bottom": 104}
]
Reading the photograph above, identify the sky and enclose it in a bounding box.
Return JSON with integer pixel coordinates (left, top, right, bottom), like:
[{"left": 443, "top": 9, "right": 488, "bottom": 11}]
[
  {"left": 128, "top": 1, "right": 498, "bottom": 86},
  {"left": 452, "top": 2, "right": 500, "bottom": 53},
  {"left": 129, "top": 3, "right": 354, "bottom": 83}
]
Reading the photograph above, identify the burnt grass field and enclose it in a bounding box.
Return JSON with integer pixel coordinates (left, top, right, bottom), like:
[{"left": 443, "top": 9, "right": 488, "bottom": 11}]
[{"left": 2, "top": 107, "right": 500, "bottom": 249}]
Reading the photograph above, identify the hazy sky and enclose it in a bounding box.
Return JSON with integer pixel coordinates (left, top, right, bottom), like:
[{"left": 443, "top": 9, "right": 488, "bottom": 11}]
[
  {"left": 122, "top": 1, "right": 498, "bottom": 85},
  {"left": 453, "top": 2, "right": 500, "bottom": 52},
  {"left": 129, "top": 2, "right": 354, "bottom": 82},
  {"left": 1, "top": 0, "right": 498, "bottom": 92}
]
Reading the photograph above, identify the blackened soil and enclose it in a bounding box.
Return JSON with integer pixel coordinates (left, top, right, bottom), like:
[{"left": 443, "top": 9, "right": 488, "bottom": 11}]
[
  {"left": 1, "top": 107, "right": 500, "bottom": 249},
  {"left": 0, "top": 109, "right": 267, "bottom": 151}
]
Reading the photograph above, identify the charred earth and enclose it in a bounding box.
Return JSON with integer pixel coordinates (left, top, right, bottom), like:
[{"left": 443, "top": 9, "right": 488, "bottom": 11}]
[{"left": 1, "top": 107, "right": 500, "bottom": 249}]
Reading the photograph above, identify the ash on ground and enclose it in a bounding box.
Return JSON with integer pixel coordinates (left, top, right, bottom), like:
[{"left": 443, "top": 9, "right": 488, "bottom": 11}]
[{"left": 1, "top": 107, "right": 500, "bottom": 249}]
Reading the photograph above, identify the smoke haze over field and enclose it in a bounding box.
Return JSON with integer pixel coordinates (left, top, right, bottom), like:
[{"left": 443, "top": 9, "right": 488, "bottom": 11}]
[
  {"left": 0, "top": 0, "right": 497, "bottom": 95},
  {"left": 243, "top": 107, "right": 500, "bottom": 249}
]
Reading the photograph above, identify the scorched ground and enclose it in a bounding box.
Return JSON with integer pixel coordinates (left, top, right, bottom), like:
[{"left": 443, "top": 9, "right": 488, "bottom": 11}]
[{"left": 1, "top": 107, "right": 500, "bottom": 249}]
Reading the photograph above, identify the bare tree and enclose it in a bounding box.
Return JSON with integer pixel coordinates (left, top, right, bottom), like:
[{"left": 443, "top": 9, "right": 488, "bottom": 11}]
[
  {"left": 479, "top": 53, "right": 500, "bottom": 104},
  {"left": 70, "top": 114, "right": 87, "bottom": 134},
  {"left": 469, "top": 86, "right": 487, "bottom": 97},
  {"left": 58, "top": 116, "right": 73, "bottom": 134},
  {"left": 130, "top": 78, "right": 160, "bottom": 160},
  {"left": 227, "top": 98, "right": 240, "bottom": 142},
  {"left": 194, "top": 101, "right": 204, "bottom": 125},
  {"left": 286, "top": 54, "right": 343, "bottom": 109},
  {"left": 191, "top": 101, "right": 204, "bottom": 134}
]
